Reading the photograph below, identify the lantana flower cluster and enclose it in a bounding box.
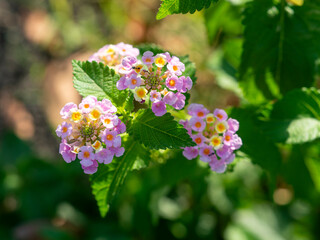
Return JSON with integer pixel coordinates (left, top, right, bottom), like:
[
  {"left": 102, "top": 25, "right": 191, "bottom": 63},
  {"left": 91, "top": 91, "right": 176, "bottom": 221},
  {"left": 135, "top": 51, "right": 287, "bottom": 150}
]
[
  {"left": 116, "top": 51, "right": 193, "bottom": 116},
  {"left": 89, "top": 42, "right": 139, "bottom": 70},
  {"left": 56, "top": 96, "right": 126, "bottom": 174},
  {"left": 181, "top": 104, "right": 242, "bottom": 173}
]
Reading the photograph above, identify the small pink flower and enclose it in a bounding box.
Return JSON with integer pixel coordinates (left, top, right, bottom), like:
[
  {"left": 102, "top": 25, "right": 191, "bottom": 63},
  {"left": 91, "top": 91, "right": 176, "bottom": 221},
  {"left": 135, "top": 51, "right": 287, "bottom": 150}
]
[
  {"left": 188, "top": 104, "right": 209, "bottom": 118},
  {"left": 96, "top": 149, "right": 114, "bottom": 164},
  {"left": 189, "top": 117, "right": 205, "bottom": 132},
  {"left": 142, "top": 51, "right": 154, "bottom": 65},
  {"left": 59, "top": 141, "right": 76, "bottom": 163},
  {"left": 110, "top": 146, "right": 125, "bottom": 157},
  {"left": 163, "top": 92, "right": 177, "bottom": 105},
  {"left": 116, "top": 42, "right": 139, "bottom": 57},
  {"left": 172, "top": 93, "right": 186, "bottom": 110},
  {"left": 117, "top": 76, "right": 129, "bottom": 90},
  {"left": 228, "top": 118, "right": 239, "bottom": 133},
  {"left": 82, "top": 160, "right": 99, "bottom": 174},
  {"left": 152, "top": 101, "right": 167, "bottom": 116},
  {"left": 183, "top": 147, "right": 199, "bottom": 160},
  {"left": 167, "top": 56, "right": 185, "bottom": 76},
  {"left": 98, "top": 99, "right": 117, "bottom": 114},
  {"left": 114, "top": 122, "right": 126, "bottom": 134},
  {"left": 223, "top": 131, "right": 234, "bottom": 146},
  {"left": 150, "top": 90, "right": 162, "bottom": 102},
  {"left": 180, "top": 76, "right": 193, "bottom": 93},
  {"left": 79, "top": 96, "right": 97, "bottom": 113},
  {"left": 199, "top": 146, "right": 213, "bottom": 163},
  {"left": 209, "top": 155, "right": 227, "bottom": 173},
  {"left": 216, "top": 145, "right": 232, "bottom": 159},
  {"left": 78, "top": 146, "right": 95, "bottom": 167},
  {"left": 101, "top": 130, "right": 118, "bottom": 147},
  {"left": 60, "top": 102, "right": 77, "bottom": 119},
  {"left": 101, "top": 114, "right": 119, "bottom": 129},
  {"left": 56, "top": 122, "right": 73, "bottom": 139},
  {"left": 230, "top": 134, "right": 242, "bottom": 150},
  {"left": 126, "top": 73, "right": 142, "bottom": 89},
  {"left": 166, "top": 75, "right": 183, "bottom": 91},
  {"left": 214, "top": 109, "right": 228, "bottom": 121},
  {"left": 192, "top": 133, "right": 206, "bottom": 146}
]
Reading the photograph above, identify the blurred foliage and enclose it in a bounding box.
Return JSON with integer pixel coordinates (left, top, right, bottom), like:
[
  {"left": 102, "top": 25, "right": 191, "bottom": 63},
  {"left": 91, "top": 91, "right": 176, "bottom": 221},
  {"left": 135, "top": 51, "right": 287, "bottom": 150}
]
[{"left": 1, "top": 0, "right": 320, "bottom": 239}]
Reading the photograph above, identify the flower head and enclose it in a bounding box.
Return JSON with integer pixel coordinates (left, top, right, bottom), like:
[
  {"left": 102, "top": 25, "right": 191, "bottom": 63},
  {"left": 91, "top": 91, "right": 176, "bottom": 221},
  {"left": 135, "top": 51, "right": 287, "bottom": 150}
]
[
  {"left": 56, "top": 97, "right": 126, "bottom": 174},
  {"left": 116, "top": 51, "right": 193, "bottom": 116},
  {"left": 89, "top": 42, "right": 139, "bottom": 71},
  {"left": 181, "top": 103, "right": 242, "bottom": 173}
]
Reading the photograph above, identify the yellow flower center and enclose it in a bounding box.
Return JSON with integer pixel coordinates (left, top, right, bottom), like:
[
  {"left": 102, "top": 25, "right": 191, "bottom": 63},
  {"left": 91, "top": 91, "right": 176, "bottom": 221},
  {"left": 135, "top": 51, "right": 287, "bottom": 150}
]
[
  {"left": 62, "top": 127, "right": 68, "bottom": 133},
  {"left": 131, "top": 78, "right": 137, "bottom": 85},
  {"left": 92, "top": 141, "right": 101, "bottom": 150},
  {"left": 84, "top": 151, "right": 90, "bottom": 158},
  {"left": 195, "top": 122, "right": 202, "bottom": 128},
  {"left": 169, "top": 80, "right": 176, "bottom": 87},
  {"left": 207, "top": 116, "right": 214, "bottom": 123},
  {"left": 173, "top": 65, "right": 178, "bottom": 71},
  {"left": 155, "top": 57, "right": 165, "bottom": 66},
  {"left": 195, "top": 137, "right": 202, "bottom": 144},
  {"left": 71, "top": 112, "right": 82, "bottom": 122},
  {"left": 217, "top": 113, "right": 223, "bottom": 120},
  {"left": 106, "top": 134, "right": 113, "bottom": 141},
  {"left": 136, "top": 88, "right": 146, "bottom": 98},
  {"left": 211, "top": 137, "right": 221, "bottom": 146},
  {"left": 90, "top": 109, "right": 101, "bottom": 120},
  {"left": 203, "top": 148, "right": 210, "bottom": 155},
  {"left": 197, "top": 112, "right": 204, "bottom": 117},
  {"left": 84, "top": 103, "right": 90, "bottom": 108},
  {"left": 217, "top": 123, "right": 226, "bottom": 132},
  {"left": 104, "top": 118, "right": 111, "bottom": 124},
  {"left": 225, "top": 135, "right": 231, "bottom": 141}
]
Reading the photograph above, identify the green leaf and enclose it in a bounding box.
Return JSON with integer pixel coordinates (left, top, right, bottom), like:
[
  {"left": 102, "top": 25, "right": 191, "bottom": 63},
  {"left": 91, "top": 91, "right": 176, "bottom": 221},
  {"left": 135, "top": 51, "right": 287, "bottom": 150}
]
[
  {"left": 259, "top": 88, "right": 320, "bottom": 144},
  {"left": 240, "top": 0, "right": 320, "bottom": 101},
  {"left": 282, "top": 145, "right": 315, "bottom": 199},
  {"left": 156, "top": 0, "right": 218, "bottom": 20},
  {"left": 90, "top": 139, "right": 147, "bottom": 217},
  {"left": 259, "top": 118, "right": 320, "bottom": 144},
  {"left": 72, "top": 60, "right": 127, "bottom": 107},
  {"left": 204, "top": 0, "right": 243, "bottom": 45},
  {"left": 229, "top": 107, "right": 282, "bottom": 176},
  {"left": 129, "top": 109, "right": 196, "bottom": 150}
]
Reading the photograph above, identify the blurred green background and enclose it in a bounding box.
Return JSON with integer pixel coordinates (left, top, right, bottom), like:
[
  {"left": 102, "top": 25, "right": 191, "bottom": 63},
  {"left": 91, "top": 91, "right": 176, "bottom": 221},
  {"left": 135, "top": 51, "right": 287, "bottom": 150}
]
[{"left": 0, "top": 0, "right": 319, "bottom": 239}]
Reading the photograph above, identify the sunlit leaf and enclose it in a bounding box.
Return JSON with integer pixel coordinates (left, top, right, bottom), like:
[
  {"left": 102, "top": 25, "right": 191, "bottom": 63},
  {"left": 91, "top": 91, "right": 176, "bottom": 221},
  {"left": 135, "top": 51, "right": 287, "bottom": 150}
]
[
  {"left": 72, "top": 60, "right": 127, "bottom": 107},
  {"left": 129, "top": 109, "right": 196, "bottom": 150},
  {"left": 156, "top": 0, "right": 219, "bottom": 20}
]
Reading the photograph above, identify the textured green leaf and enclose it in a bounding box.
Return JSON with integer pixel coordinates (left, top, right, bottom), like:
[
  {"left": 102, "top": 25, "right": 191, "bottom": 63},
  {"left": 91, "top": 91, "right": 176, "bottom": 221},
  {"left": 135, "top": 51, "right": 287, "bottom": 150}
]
[
  {"left": 90, "top": 139, "right": 147, "bottom": 217},
  {"left": 157, "top": 0, "right": 218, "bottom": 20},
  {"left": 129, "top": 109, "right": 196, "bottom": 150},
  {"left": 259, "top": 118, "right": 320, "bottom": 144},
  {"left": 240, "top": 0, "right": 320, "bottom": 101},
  {"left": 271, "top": 88, "right": 320, "bottom": 119},
  {"left": 72, "top": 60, "right": 127, "bottom": 107},
  {"left": 259, "top": 88, "right": 320, "bottom": 144}
]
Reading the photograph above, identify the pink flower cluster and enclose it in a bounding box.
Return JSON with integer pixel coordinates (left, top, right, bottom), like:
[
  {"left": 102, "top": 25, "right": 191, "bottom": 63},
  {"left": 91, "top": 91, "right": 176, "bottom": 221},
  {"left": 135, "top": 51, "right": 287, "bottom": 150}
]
[
  {"left": 56, "top": 96, "right": 126, "bottom": 174},
  {"left": 89, "top": 42, "right": 139, "bottom": 70},
  {"left": 181, "top": 104, "right": 242, "bottom": 173},
  {"left": 116, "top": 51, "right": 193, "bottom": 116}
]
